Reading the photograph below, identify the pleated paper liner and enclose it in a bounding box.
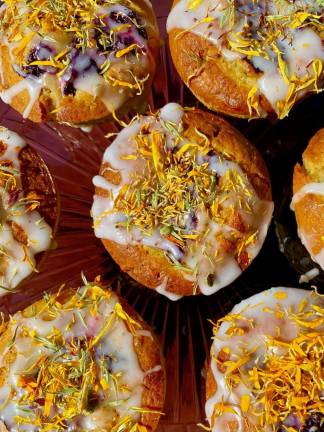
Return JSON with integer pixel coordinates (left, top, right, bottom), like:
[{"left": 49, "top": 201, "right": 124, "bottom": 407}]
[
  {"left": 0, "top": 1, "right": 323, "bottom": 430},
  {"left": 0, "top": 117, "right": 59, "bottom": 314}
]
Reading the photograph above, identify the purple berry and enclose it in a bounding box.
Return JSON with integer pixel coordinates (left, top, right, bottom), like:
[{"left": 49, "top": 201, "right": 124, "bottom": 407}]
[
  {"left": 109, "top": 9, "right": 147, "bottom": 41},
  {"left": 94, "top": 29, "right": 117, "bottom": 52},
  {"left": 63, "top": 81, "right": 76, "bottom": 96},
  {"left": 24, "top": 43, "right": 57, "bottom": 77},
  {"left": 23, "top": 48, "right": 44, "bottom": 77},
  {"left": 301, "top": 413, "right": 323, "bottom": 432}
]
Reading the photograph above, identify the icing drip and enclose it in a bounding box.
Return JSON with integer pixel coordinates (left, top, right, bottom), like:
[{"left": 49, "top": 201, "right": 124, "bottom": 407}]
[
  {"left": 155, "top": 277, "right": 183, "bottom": 301},
  {"left": 206, "top": 287, "right": 324, "bottom": 432},
  {"left": 0, "top": 0, "right": 155, "bottom": 119},
  {"left": 72, "top": 72, "right": 128, "bottom": 112},
  {"left": 291, "top": 182, "right": 324, "bottom": 270},
  {"left": 167, "top": 0, "right": 324, "bottom": 117},
  {"left": 92, "top": 103, "right": 274, "bottom": 298},
  {"left": 291, "top": 182, "right": 324, "bottom": 210},
  {"left": 0, "top": 284, "right": 159, "bottom": 431},
  {"left": 0, "top": 78, "right": 43, "bottom": 119},
  {"left": 0, "top": 127, "right": 52, "bottom": 293},
  {"left": 299, "top": 267, "right": 320, "bottom": 283},
  {"left": 159, "top": 102, "right": 185, "bottom": 124}
]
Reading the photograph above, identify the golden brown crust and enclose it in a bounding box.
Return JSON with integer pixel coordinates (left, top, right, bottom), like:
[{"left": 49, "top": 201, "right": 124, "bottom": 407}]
[
  {"left": 168, "top": 15, "right": 274, "bottom": 119},
  {"left": 182, "top": 110, "right": 272, "bottom": 200},
  {"left": 118, "top": 297, "right": 165, "bottom": 431},
  {"left": 206, "top": 363, "right": 216, "bottom": 404},
  {"left": 0, "top": 288, "right": 165, "bottom": 432},
  {"left": 293, "top": 129, "right": 324, "bottom": 257},
  {"left": 0, "top": 0, "right": 160, "bottom": 125},
  {"left": 104, "top": 239, "right": 196, "bottom": 296},
  {"left": 169, "top": 30, "right": 254, "bottom": 118},
  {"left": 302, "top": 129, "right": 324, "bottom": 183},
  {"left": 98, "top": 108, "right": 272, "bottom": 297}
]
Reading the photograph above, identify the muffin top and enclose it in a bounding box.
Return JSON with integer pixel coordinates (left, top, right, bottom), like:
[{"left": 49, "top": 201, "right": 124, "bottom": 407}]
[
  {"left": 92, "top": 103, "right": 273, "bottom": 297},
  {"left": 0, "top": 0, "right": 158, "bottom": 120},
  {"left": 0, "top": 281, "right": 163, "bottom": 431},
  {"left": 167, "top": 0, "right": 324, "bottom": 118},
  {"left": 0, "top": 127, "right": 52, "bottom": 294},
  {"left": 292, "top": 129, "right": 324, "bottom": 270},
  {"left": 206, "top": 287, "right": 324, "bottom": 432}
]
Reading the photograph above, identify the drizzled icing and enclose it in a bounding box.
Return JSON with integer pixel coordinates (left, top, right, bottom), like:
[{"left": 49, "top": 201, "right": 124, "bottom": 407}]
[
  {"left": 91, "top": 103, "right": 274, "bottom": 299},
  {"left": 291, "top": 182, "right": 324, "bottom": 209},
  {"left": 0, "top": 78, "right": 43, "bottom": 119},
  {"left": 167, "top": 0, "right": 324, "bottom": 118},
  {"left": 206, "top": 287, "right": 324, "bottom": 432},
  {"left": 291, "top": 182, "right": 324, "bottom": 270},
  {"left": 0, "top": 127, "right": 52, "bottom": 294},
  {"left": 0, "top": 283, "right": 160, "bottom": 431},
  {"left": 0, "top": 0, "right": 156, "bottom": 120},
  {"left": 155, "top": 277, "right": 183, "bottom": 301}
]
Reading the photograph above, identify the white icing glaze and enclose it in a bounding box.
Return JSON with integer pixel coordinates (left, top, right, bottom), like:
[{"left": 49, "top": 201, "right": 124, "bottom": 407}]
[
  {"left": 0, "top": 286, "right": 159, "bottom": 430},
  {"left": 0, "top": 127, "right": 52, "bottom": 293},
  {"left": 79, "top": 124, "right": 93, "bottom": 133},
  {"left": 258, "top": 72, "right": 290, "bottom": 111},
  {"left": 291, "top": 182, "right": 324, "bottom": 210},
  {"left": 299, "top": 267, "right": 320, "bottom": 284},
  {"left": 73, "top": 72, "right": 128, "bottom": 112},
  {"left": 167, "top": 0, "right": 324, "bottom": 114},
  {"left": 135, "top": 329, "right": 153, "bottom": 338},
  {"left": 143, "top": 365, "right": 162, "bottom": 377},
  {"left": 0, "top": 78, "right": 43, "bottom": 119},
  {"left": 92, "top": 103, "right": 274, "bottom": 299},
  {"left": 206, "top": 287, "right": 324, "bottom": 432},
  {"left": 167, "top": 0, "right": 228, "bottom": 49},
  {"left": 289, "top": 28, "right": 324, "bottom": 76},
  {"left": 155, "top": 277, "right": 183, "bottom": 301},
  {"left": 159, "top": 102, "right": 184, "bottom": 124}
]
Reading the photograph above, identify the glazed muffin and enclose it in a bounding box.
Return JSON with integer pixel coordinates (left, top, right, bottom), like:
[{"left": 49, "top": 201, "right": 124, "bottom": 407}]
[
  {"left": 0, "top": 0, "right": 160, "bottom": 126},
  {"left": 0, "top": 127, "right": 53, "bottom": 294},
  {"left": 0, "top": 279, "right": 165, "bottom": 431},
  {"left": 292, "top": 129, "right": 324, "bottom": 271},
  {"left": 167, "top": 1, "right": 324, "bottom": 119},
  {"left": 206, "top": 287, "right": 324, "bottom": 432},
  {"left": 92, "top": 103, "right": 273, "bottom": 299}
]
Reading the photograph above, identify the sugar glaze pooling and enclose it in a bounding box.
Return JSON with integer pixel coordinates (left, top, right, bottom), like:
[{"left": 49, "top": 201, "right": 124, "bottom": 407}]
[
  {"left": 0, "top": 127, "right": 52, "bottom": 293},
  {"left": 167, "top": 0, "right": 324, "bottom": 117},
  {"left": 92, "top": 103, "right": 274, "bottom": 299}
]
